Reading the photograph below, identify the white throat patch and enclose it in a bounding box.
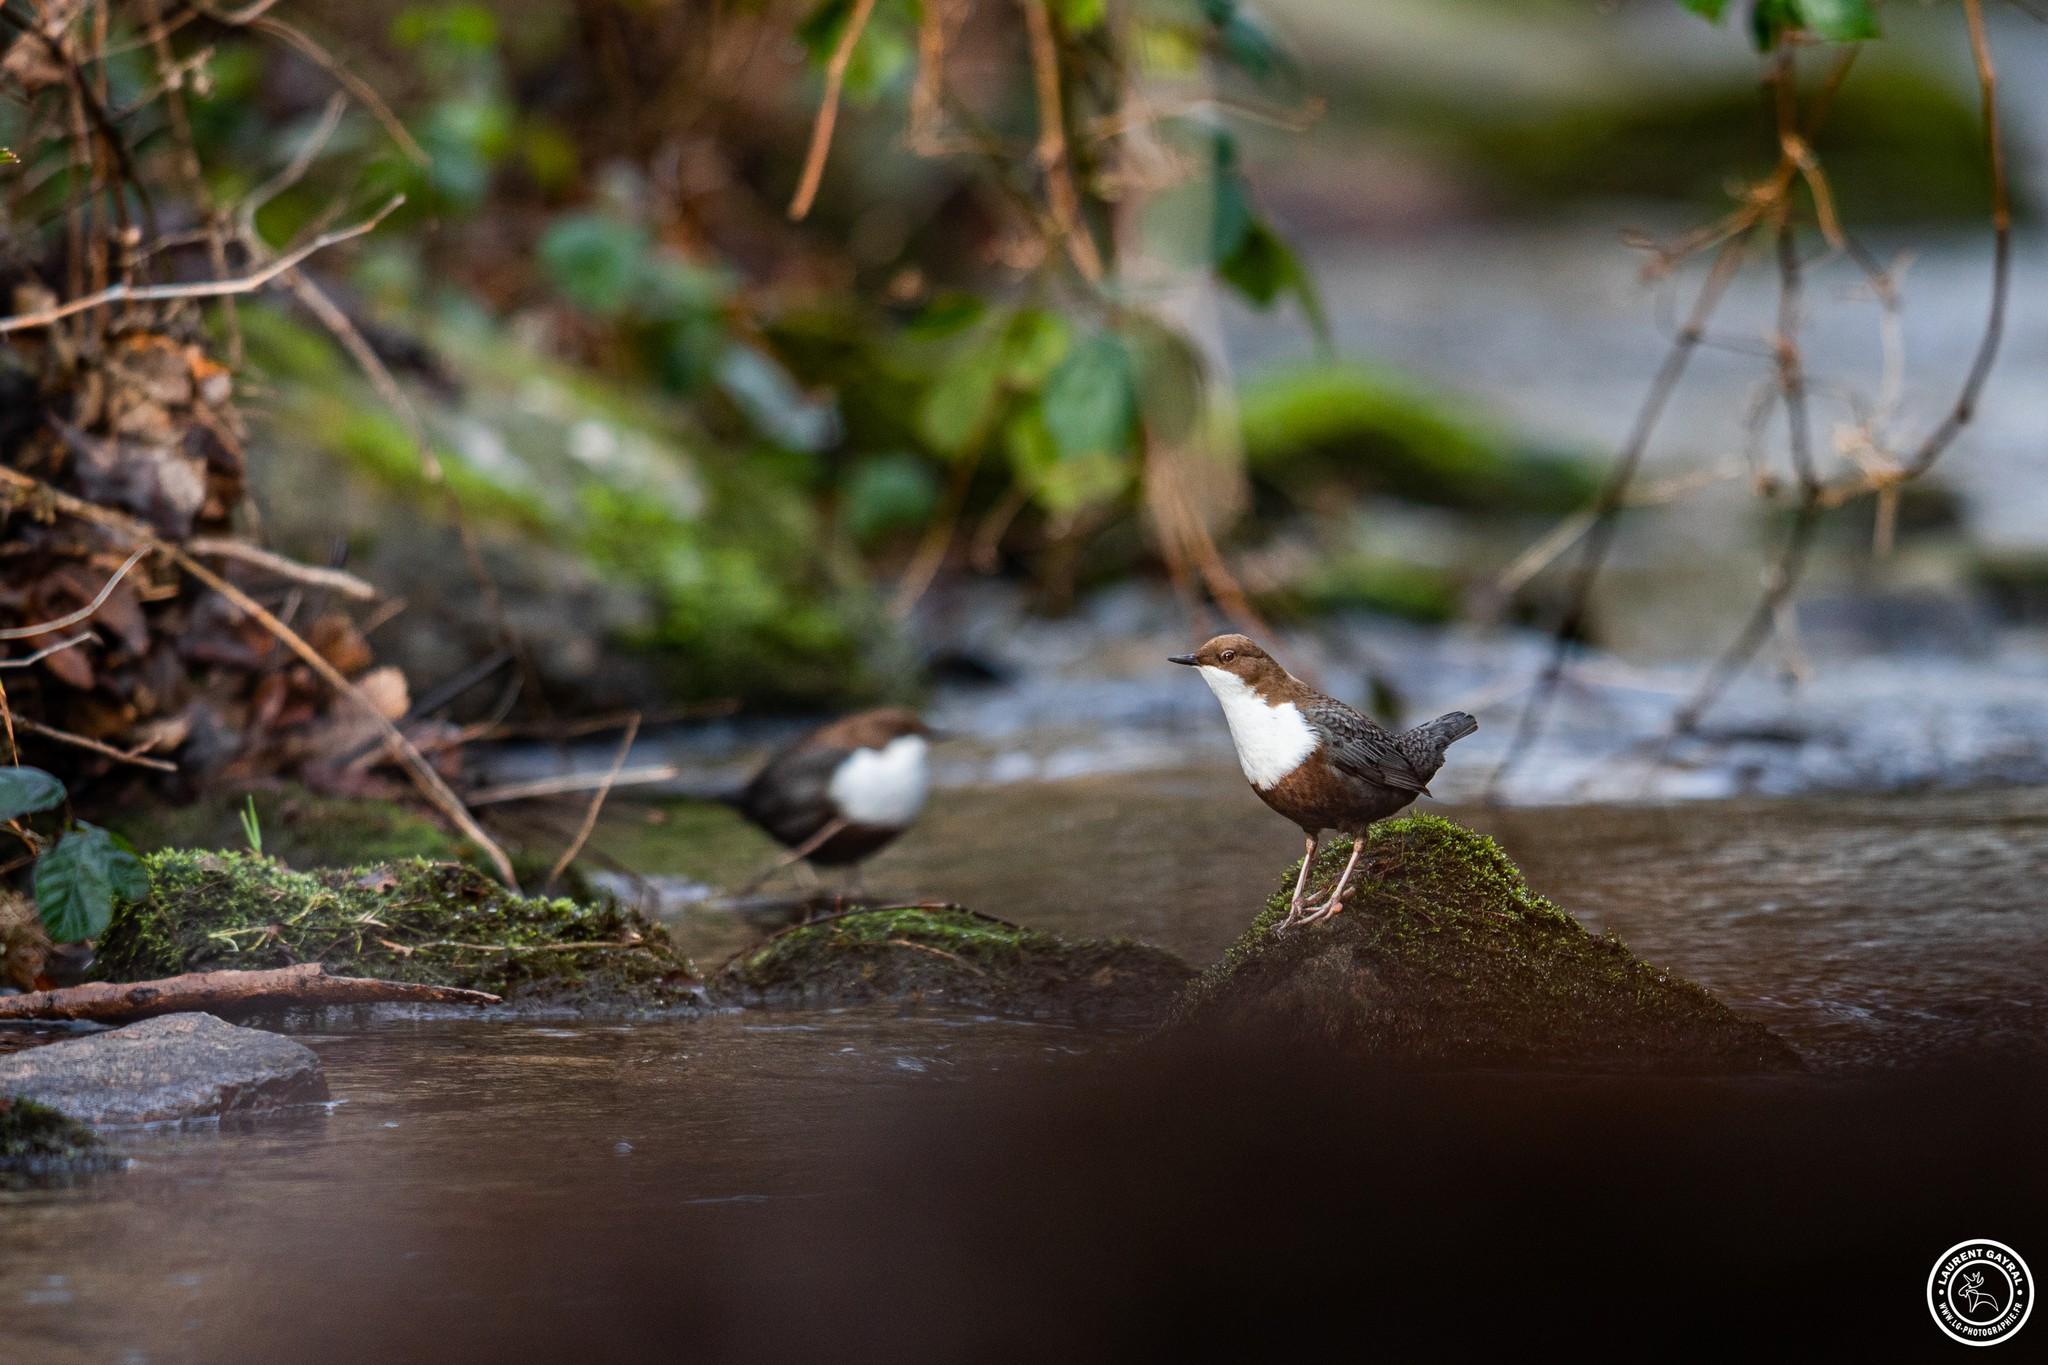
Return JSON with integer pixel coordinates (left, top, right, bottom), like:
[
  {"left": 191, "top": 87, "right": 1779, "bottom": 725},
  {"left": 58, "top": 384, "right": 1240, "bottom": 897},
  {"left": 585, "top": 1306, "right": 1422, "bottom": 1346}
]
[
  {"left": 828, "top": 734, "right": 931, "bottom": 828},
  {"left": 1196, "top": 667, "right": 1315, "bottom": 790}
]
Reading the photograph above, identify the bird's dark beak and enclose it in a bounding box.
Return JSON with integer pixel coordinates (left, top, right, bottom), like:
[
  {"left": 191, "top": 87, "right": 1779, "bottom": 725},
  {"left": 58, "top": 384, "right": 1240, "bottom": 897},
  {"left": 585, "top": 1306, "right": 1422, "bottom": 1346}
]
[{"left": 1167, "top": 653, "right": 1199, "bottom": 666}]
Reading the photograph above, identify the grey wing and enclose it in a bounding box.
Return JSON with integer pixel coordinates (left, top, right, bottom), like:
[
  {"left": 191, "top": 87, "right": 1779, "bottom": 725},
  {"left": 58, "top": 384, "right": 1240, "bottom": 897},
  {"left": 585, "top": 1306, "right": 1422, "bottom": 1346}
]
[
  {"left": 1301, "top": 696, "right": 1430, "bottom": 793},
  {"left": 736, "top": 743, "right": 849, "bottom": 846}
]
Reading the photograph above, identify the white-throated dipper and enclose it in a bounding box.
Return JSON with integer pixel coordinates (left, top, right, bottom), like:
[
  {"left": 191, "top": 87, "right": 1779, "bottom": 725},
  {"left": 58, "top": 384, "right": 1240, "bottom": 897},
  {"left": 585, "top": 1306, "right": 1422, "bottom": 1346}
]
[
  {"left": 1171, "top": 634, "right": 1477, "bottom": 931},
  {"left": 729, "top": 708, "right": 934, "bottom": 883}
]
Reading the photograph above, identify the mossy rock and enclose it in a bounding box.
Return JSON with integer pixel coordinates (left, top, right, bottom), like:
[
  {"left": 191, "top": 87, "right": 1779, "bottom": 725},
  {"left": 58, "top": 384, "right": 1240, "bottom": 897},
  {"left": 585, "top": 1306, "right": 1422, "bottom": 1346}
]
[
  {"left": 1174, "top": 816, "right": 1799, "bottom": 1073},
  {"left": 112, "top": 786, "right": 466, "bottom": 868},
  {"left": 0, "top": 1095, "right": 110, "bottom": 1179},
  {"left": 97, "top": 852, "right": 704, "bottom": 1012},
  {"left": 1238, "top": 362, "right": 1595, "bottom": 514},
  {"left": 717, "top": 906, "right": 1193, "bottom": 1027}
]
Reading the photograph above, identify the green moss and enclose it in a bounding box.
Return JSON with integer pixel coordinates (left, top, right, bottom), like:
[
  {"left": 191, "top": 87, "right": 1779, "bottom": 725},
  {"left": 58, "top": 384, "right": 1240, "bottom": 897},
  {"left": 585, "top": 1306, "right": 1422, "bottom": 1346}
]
[
  {"left": 0, "top": 1095, "right": 108, "bottom": 1176},
  {"left": 99, "top": 852, "right": 703, "bottom": 1011},
  {"left": 1460, "top": 62, "right": 2017, "bottom": 226},
  {"left": 1258, "top": 552, "right": 1463, "bottom": 625},
  {"left": 240, "top": 302, "right": 891, "bottom": 708},
  {"left": 1238, "top": 362, "right": 1595, "bottom": 514},
  {"left": 111, "top": 787, "right": 467, "bottom": 868},
  {"left": 719, "top": 906, "right": 1193, "bottom": 1026},
  {"left": 1174, "top": 815, "right": 1799, "bottom": 1072}
]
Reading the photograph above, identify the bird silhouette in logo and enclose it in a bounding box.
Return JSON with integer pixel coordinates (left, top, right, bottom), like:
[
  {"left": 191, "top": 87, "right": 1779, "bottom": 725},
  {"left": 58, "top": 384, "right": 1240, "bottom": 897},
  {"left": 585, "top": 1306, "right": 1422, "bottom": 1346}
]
[{"left": 1958, "top": 1270, "right": 2000, "bottom": 1317}]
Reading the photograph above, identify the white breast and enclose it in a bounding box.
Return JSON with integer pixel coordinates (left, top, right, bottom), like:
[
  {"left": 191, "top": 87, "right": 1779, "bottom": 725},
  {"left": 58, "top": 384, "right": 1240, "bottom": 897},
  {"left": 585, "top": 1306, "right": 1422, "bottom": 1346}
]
[
  {"left": 1197, "top": 667, "right": 1316, "bottom": 790},
  {"left": 827, "top": 734, "right": 931, "bottom": 828}
]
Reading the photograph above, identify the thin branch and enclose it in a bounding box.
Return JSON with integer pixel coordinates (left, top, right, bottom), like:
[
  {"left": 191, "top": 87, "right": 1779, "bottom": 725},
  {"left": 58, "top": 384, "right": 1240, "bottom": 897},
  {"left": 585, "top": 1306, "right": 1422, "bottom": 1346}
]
[
  {"left": 13, "top": 715, "right": 179, "bottom": 771},
  {"left": 1483, "top": 231, "right": 1751, "bottom": 796},
  {"left": 545, "top": 714, "right": 640, "bottom": 889},
  {"left": 172, "top": 552, "right": 519, "bottom": 888},
  {"left": 1018, "top": 0, "right": 1104, "bottom": 280},
  {"left": 0, "top": 633, "right": 93, "bottom": 668},
  {"left": 1900, "top": 0, "right": 2008, "bottom": 479},
  {"left": 788, "top": 0, "right": 878, "bottom": 221},
  {"left": 0, "top": 547, "right": 148, "bottom": 639},
  {"left": 0, "top": 194, "right": 403, "bottom": 334},
  {"left": 246, "top": 14, "right": 428, "bottom": 165},
  {"left": 183, "top": 537, "right": 379, "bottom": 600}
]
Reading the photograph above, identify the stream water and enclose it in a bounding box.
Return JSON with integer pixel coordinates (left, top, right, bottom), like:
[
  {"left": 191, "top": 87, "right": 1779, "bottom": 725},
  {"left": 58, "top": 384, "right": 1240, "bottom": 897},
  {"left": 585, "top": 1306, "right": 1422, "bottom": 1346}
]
[{"left": 4, "top": 765, "right": 2044, "bottom": 1361}]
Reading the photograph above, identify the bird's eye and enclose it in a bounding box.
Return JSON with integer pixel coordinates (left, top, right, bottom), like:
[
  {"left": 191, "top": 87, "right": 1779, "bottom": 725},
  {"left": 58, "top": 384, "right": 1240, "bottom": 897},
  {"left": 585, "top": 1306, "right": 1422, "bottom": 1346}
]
[{"left": 1220, "top": 649, "right": 1236, "bottom": 662}]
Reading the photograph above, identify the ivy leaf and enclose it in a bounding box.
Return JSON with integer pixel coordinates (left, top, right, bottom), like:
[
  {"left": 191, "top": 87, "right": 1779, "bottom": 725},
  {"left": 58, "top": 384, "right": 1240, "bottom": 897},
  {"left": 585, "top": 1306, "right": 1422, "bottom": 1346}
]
[
  {"left": 1791, "top": 0, "right": 1879, "bottom": 42},
  {"left": 1219, "top": 222, "right": 1332, "bottom": 352},
  {"left": 34, "top": 822, "right": 149, "bottom": 944},
  {"left": 841, "top": 452, "right": 940, "bottom": 544},
  {"left": 538, "top": 214, "right": 649, "bottom": 317},
  {"left": 1001, "top": 308, "right": 1071, "bottom": 388},
  {"left": 0, "top": 766, "right": 65, "bottom": 823},
  {"left": 1145, "top": 170, "right": 1253, "bottom": 268},
  {"left": 917, "top": 335, "right": 1007, "bottom": 456},
  {"left": 1042, "top": 333, "right": 1137, "bottom": 459},
  {"left": 1054, "top": 0, "right": 1107, "bottom": 33}
]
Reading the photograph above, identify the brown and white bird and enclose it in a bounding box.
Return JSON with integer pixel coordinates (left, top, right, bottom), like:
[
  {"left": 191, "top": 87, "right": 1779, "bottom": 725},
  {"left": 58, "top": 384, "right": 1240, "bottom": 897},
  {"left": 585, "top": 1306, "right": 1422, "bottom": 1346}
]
[
  {"left": 728, "top": 707, "right": 935, "bottom": 886},
  {"left": 1171, "top": 634, "right": 1476, "bottom": 932}
]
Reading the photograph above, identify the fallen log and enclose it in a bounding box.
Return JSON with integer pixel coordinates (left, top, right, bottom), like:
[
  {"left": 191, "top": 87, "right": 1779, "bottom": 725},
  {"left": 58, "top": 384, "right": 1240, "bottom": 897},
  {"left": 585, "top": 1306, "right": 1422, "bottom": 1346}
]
[{"left": 0, "top": 963, "right": 502, "bottom": 1023}]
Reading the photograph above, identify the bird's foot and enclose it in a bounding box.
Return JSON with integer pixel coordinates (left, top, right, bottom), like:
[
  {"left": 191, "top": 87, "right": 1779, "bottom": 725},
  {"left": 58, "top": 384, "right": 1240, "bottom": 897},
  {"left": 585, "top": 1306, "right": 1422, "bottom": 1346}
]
[
  {"left": 1297, "top": 895, "right": 1345, "bottom": 925},
  {"left": 1272, "top": 902, "right": 1309, "bottom": 935}
]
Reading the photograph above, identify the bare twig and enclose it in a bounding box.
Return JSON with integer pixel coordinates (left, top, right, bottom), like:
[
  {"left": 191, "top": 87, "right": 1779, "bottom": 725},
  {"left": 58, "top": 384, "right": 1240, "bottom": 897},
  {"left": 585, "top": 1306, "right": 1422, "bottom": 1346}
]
[
  {"left": 1484, "top": 231, "right": 1751, "bottom": 796},
  {"left": 0, "top": 633, "right": 94, "bottom": 669},
  {"left": 1019, "top": 0, "right": 1104, "bottom": 281},
  {"left": 182, "top": 537, "right": 378, "bottom": 600},
  {"left": 172, "top": 552, "right": 519, "bottom": 888},
  {"left": 245, "top": 14, "right": 428, "bottom": 165},
  {"left": 13, "top": 715, "right": 179, "bottom": 771},
  {"left": 0, "top": 547, "right": 149, "bottom": 639},
  {"left": 545, "top": 714, "right": 640, "bottom": 889},
  {"left": 788, "top": 0, "right": 878, "bottom": 221},
  {"left": 0, "top": 194, "right": 403, "bottom": 334}
]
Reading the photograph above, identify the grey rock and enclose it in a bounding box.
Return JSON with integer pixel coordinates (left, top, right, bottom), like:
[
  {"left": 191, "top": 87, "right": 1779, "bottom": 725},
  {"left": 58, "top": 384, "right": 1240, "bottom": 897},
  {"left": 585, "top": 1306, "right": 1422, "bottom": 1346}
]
[{"left": 0, "top": 1012, "right": 327, "bottom": 1125}]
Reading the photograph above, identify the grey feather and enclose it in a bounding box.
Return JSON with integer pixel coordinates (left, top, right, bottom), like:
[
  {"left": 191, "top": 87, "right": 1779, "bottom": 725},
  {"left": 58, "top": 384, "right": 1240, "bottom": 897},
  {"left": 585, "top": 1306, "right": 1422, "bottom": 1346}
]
[{"left": 1299, "top": 695, "right": 1431, "bottom": 794}]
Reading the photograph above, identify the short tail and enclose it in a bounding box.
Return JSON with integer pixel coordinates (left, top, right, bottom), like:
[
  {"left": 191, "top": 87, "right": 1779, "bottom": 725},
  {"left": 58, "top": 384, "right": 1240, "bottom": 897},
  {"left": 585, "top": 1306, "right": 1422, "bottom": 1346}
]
[
  {"left": 1395, "top": 711, "right": 1477, "bottom": 786},
  {"left": 1416, "top": 711, "right": 1478, "bottom": 746}
]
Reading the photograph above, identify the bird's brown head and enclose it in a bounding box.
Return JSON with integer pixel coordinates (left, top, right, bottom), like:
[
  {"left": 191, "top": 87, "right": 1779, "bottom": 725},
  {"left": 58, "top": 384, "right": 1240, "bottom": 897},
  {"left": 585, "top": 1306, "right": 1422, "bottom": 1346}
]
[
  {"left": 819, "top": 706, "right": 937, "bottom": 750},
  {"left": 1168, "top": 634, "right": 1287, "bottom": 688}
]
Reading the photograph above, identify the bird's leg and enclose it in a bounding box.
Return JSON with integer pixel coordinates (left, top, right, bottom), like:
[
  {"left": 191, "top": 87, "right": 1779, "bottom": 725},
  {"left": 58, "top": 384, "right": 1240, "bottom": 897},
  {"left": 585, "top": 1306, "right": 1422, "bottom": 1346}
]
[
  {"left": 1299, "top": 838, "right": 1367, "bottom": 924},
  {"left": 734, "top": 818, "right": 848, "bottom": 896},
  {"left": 1273, "top": 833, "right": 1320, "bottom": 933}
]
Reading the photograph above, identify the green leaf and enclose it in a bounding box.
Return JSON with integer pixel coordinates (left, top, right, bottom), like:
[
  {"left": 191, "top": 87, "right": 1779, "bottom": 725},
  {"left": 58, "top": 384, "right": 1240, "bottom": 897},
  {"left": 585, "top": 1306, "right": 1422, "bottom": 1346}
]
[
  {"left": 1001, "top": 308, "right": 1071, "bottom": 388},
  {"left": 841, "top": 452, "right": 940, "bottom": 544},
  {"left": 1005, "top": 404, "right": 1131, "bottom": 513},
  {"left": 33, "top": 822, "right": 148, "bottom": 944},
  {"left": 1145, "top": 169, "right": 1253, "bottom": 268},
  {"left": 0, "top": 767, "right": 65, "bottom": 823},
  {"left": 917, "top": 336, "right": 1007, "bottom": 456},
  {"left": 1219, "top": 221, "right": 1332, "bottom": 353},
  {"left": 1042, "top": 333, "right": 1137, "bottom": 459},
  {"left": 1791, "top": 0, "right": 1879, "bottom": 42},
  {"left": 537, "top": 214, "right": 650, "bottom": 317},
  {"left": 1055, "top": 0, "right": 1108, "bottom": 32},
  {"left": 1677, "top": 0, "right": 1729, "bottom": 19}
]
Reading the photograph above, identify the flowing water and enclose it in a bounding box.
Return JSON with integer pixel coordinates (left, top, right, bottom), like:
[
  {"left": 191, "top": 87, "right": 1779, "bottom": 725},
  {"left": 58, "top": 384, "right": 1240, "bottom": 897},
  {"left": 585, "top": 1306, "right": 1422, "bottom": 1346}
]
[{"left": 4, "top": 765, "right": 2044, "bottom": 1361}]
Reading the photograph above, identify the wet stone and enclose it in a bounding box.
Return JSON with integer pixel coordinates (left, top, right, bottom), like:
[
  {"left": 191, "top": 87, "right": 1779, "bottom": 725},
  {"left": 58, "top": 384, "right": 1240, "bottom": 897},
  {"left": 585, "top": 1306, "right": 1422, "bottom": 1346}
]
[{"left": 0, "top": 1012, "right": 327, "bottom": 1125}]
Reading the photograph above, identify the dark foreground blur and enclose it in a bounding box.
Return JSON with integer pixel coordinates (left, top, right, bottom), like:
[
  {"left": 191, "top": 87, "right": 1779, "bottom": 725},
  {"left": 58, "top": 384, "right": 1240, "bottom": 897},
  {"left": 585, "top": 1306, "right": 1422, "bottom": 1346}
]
[{"left": 213, "top": 1031, "right": 2046, "bottom": 1363}]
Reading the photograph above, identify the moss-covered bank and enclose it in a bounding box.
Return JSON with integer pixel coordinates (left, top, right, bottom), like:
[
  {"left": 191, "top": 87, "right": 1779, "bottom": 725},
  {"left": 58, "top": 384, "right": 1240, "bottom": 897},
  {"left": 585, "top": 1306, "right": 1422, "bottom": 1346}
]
[
  {"left": 0, "top": 1095, "right": 108, "bottom": 1178},
  {"left": 719, "top": 906, "right": 1193, "bottom": 1027},
  {"left": 99, "top": 853, "right": 703, "bottom": 1012},
  {"left": 1174, "top": 816, "right": 1799, "bottom": 1072}
]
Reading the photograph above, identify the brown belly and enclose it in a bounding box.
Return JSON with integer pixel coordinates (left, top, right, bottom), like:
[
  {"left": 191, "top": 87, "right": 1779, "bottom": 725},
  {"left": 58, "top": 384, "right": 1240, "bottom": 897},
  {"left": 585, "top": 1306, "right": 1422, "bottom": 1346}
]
[
  {"left": 1254, "top": 753, "right": 1419, "bottom": 835},
  {"left": 807, "top": 822, "right": 906, "bottom": 866}
]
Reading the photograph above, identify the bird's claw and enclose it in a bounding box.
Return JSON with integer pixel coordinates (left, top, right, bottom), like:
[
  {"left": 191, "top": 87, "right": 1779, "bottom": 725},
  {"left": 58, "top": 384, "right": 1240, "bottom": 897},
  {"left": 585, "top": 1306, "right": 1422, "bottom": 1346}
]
[{"left": 1297, "top": 896, "right": 1344, "bottom": 925}]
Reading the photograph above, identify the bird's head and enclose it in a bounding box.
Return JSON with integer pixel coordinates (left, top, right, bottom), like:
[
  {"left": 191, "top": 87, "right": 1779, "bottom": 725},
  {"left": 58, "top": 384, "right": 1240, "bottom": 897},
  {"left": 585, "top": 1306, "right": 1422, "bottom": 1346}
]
[{"left": 1168, "top": 634, "right": 1286, "bottom": 689}]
